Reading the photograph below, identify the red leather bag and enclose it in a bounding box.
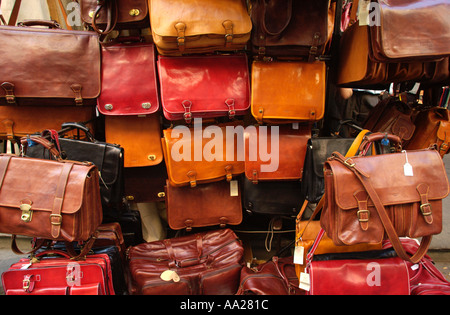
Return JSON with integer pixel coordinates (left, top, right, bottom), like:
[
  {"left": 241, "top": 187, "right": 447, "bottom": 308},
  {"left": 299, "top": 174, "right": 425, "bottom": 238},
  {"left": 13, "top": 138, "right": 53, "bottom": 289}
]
[
  {"left": 302, "top": 229, "right": 411, "bottom": 295},
  {"left": 98, "top": 41, "right": 159, "bottom": 116},
  {"left": 1, "top": 250, "right": 115, "bottom": 295},
  {"left": 127, "top": 228, "right": 244, "bottom": 295},
  {"left": 158, "top": 54, "right": 250, "bottom": 123}
]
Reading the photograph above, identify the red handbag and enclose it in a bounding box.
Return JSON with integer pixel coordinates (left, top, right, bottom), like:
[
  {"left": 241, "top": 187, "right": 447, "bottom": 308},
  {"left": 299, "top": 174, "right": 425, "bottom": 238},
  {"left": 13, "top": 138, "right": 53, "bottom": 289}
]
[
  {"left": 301, "top": 229, "right": 411, "bottom": 295},
  {"left": 98, "top": 40, "right": 159, "bottom": 116},
  {"left": 1, "top": 250, "right": 115, "bottom": 295},
  {"left": 158, "top": 54, "right": 250, "bottom": 123}
]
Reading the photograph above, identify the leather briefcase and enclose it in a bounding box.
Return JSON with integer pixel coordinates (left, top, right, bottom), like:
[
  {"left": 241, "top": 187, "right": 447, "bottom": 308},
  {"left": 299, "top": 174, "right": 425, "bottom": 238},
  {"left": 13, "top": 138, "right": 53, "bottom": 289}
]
[
  {"left": 2, "top": 250, "right": 115, "bottom": 295},
  {"left": 162, "top": 124, "right": 245, "bottom": 187},
  {"left": 165, "top": 179, "right": 243, "bottom": 231},
  {"left": 249, "top": 0, "right": 334, "bottom": 60},
  {"left": 127, "top": 228, "right": 244, "bottom": 295},
  {"left": 251, "top": 60, "right": 326, "bottom": 123},
  {"left": 406, "top": 107, "right": 450, "bottom": 157},
  {"left": 244, "top": 124, "right": 310, "bottom": 182},
  {"left": 98, "top": 41, "right": 159, "bottom": 116},
  {"left": 26, "top": 124, "right": 125, "bottom": 219},
  {"left": 105, "top": 114, "right": 163, "bottom": 168},
  {"left": 0, "top": 138, "right": 103, "bottom": 242},
  {"left": 149, "top": 0, "right": 252, "bottom": 55},
  {"left": 321, "top": 133, "right": 450, "bottom": 263},
  {"left": 0, "top": 20, "right": 100, "bottom": 106},
  {"left": 301, "top": 228, "right": 410, "bottom": 295},
  {"left": 158, "top": 54, "right": 250, "bottom": 123},
  {"left": 80, "top": 0, "right": 149, "bottom": 35},
  {"left": 237, "top": 256, "right": 303, "bottom": 295}
]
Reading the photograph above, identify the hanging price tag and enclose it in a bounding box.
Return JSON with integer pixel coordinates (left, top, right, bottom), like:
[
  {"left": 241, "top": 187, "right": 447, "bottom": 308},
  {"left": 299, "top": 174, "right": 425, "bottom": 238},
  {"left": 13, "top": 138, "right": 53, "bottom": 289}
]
[
  {"left": 293, "top": 246, "right": 304, "bottom": 265},
  {"left": 299, "top": 272, "right": 311, "bottom": 291},
  {"left": 402, "top": 150, "right": 413, "bottom": 177}
]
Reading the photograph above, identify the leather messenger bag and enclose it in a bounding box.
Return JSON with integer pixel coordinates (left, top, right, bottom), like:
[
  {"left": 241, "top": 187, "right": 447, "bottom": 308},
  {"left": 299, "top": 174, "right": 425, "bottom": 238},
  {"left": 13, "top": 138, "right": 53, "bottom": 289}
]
[
  {"left": 0, "top": 20, "right": 101, "bottom": 106},
  {"left": 321, "top": 133, "right": 450, "bottom": 263},
  {"left": 0, "top": 136, "right": 103, "bottom": 243}
]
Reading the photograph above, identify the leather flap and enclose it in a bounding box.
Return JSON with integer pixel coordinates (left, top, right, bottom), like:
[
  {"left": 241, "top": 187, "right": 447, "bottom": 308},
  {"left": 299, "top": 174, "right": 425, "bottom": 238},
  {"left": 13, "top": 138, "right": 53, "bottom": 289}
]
[
  {"left": 437, "top": 120, "right": 450, "bottom": 142},
  {"left": 375, "top": 0, "right": 450, "bottom": 60},
  {"left": 326, "top": 149, "right": 449, "bottom": 210},
  {"left": 0, "top": 26, "right": 100, "bottom": 100},
  {"left": 158, "top": 54, "right": 250, "bottom": 118},
  {"left": 310, "top": 138, "right": 355, "bottom": 178},
  {"left": 150, "top": 0, "right": 252, "bottom": 37},
  {"left": 0, "top": 155, "right": 96, "bottom": 214},
  {"left": 80, "top": 0, "right": 148, "bottom": 24},
  {"left": 251, "top": 61, "right": 326, "bottom": 121},
  {"left": 98, "top": 43, "right": 159, "bottom": 116},
  {"left": 244, "top": 124, "right": 310, "bottom": 181}
]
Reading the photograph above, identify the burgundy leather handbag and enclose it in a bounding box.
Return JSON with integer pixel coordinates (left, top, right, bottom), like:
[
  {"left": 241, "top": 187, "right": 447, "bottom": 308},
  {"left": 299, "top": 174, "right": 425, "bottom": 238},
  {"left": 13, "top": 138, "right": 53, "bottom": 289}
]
[
  {"left": 98, "top": 41, "right": 159, "bottom": 116},
  {"left": 158, "top": 54, "right": 250, "bottom": 123},
  {"left": 127, "top": 228, "right": 244, "bottom": 295}
]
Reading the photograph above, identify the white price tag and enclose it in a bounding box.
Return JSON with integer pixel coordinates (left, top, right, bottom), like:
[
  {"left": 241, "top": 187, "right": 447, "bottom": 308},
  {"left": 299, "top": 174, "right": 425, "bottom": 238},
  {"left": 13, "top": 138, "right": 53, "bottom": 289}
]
[
  {"left": 293, "top": 246, "right": 304, "bottom": 265},
  {"left": 299, "top": 272, "right": 311, "bottom": 291},
  {"left": 230, "top": 180, "right": 238, "bottom": 197},
  {"left": 402, "top": 150, "right": 413, "bottom": 176}
]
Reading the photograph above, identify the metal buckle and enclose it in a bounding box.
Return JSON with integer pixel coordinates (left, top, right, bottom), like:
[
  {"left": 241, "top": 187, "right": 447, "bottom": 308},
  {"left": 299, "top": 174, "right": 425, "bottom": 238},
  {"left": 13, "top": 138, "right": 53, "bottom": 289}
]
[
  {"left": 357, "top": 210, "right": 370, "bottom": 222},
  {"left": 22, "top": 279, "right": 30, "bottom": 291},
  {"left": 420, "top": 203, "right": 432, "bottom": 216},
  {"left": 50, "top": 214, "right": 62, "bottom": 226},
  {"left": 344, "top": 157, "right": 355, "bottom": 168}
]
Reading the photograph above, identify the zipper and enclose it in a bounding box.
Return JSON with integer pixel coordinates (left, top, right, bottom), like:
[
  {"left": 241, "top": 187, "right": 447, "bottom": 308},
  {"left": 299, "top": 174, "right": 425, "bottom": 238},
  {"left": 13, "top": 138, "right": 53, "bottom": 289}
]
[{"left": 199, "top": 263, "right": 243, "bottom": 294}]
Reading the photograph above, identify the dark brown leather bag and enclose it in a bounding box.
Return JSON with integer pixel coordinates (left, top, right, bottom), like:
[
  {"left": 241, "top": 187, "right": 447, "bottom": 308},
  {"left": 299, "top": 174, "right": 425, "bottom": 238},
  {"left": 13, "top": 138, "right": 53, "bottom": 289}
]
[
  {"left": 0, "top": 21, "right": 101, "bottom": 106},
  {"left": 321, "top": 133, "right": 449, "bottom": 263},
  {"left": 165, "top": 179, "right": 243, "bottom": 231},
  {"left": 0, "top": 136, "right": 102, "bottom": 243},
  {"left": 127, "top": 228, "right": 244, "bottom": 295}
]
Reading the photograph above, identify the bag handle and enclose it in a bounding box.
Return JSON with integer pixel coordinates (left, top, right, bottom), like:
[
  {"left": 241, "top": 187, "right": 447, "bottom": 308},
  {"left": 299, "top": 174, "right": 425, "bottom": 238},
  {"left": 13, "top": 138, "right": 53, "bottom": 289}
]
[
  {"left": 20, "top": 135, "right": 62, "bottom": 160},
  {"left": 259, "top": 0, "right": 292, "bottom": 36},
  {"left": 17, "top": 19, "right": 61, "bottom": 29},
  {"left": 91, "top": 0, "right": 118, "bottom": 35},
  {"left": 330, "top": 151, "right": 432, "bottom": 264}
]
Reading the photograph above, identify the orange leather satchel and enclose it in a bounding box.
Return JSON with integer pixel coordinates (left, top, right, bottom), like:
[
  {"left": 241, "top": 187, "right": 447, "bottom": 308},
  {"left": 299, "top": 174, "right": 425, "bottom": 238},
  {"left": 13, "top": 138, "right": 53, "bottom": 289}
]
[
  {"left": 162, "top": 124, "right": 245, "bottom": 187},
  {"left": 165, "top": 179, "right": 243, "bottom": 231},
  {"left": 251, "top": 61, "right": 326, "bottom": 123},
  {"left": 244, "top": 124, "right": 311, "bottom": 182},
  {"left": 149, "top": 0, "right": 252, "bottom": 55}
]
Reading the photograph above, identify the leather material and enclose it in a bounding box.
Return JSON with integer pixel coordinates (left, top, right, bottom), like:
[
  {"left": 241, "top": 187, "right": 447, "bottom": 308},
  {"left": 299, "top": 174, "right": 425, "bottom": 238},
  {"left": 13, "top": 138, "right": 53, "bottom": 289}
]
[
  {"left": 406, "top": 107, "right": 450, "bottom": 157},
  {"left": 80, "top": 0, "right": 149, "bottom": 33},
  {"left": 0, "top": 106, "right": 95, "bottom": 140},
  {"left": 127, "top": 228, "right": 244, "bottom": 295},
  {"left": 243, "top": 176, "right": 302, "bottom": 216},
  {"left": 162, "top": 124, "right": 245, "bottom": 187},
  {"left": 149, "top": 0, "right": 252, "bottom": 55},
  {"left": 300, "top": 137, "right": 355, "bottom": 203},
  {"left": 123, "top": 164, "right": 167, "bottom": 203},
  {"left": 0, "top": 153, "right": 102, "bottom": 242},
  {"left": 0, "top": 25, "right": 100, "bottom": 106},
  {"left": 244, "top": 124, "right": 310, "bottom": 182},
  {"left": 166, "top": 179, "right": 242, "bottom": 231},
  {"left": 237, "top": 256, "right": 303, "bottom": 295},
  {"left": 251, "top": 61, "right": 326, "bottom": 123},
  {"left": 158, "top": 54, "right": 250, "bottom": 122},
  {"left": 1, "top": 250, "right": 114, "bottom": 295},
  {"left": 250, "top": 0, "right": 332, "bottom": 59},
  {"left": 105, "top": 115, "right": 163, "bottom": 167},
  {"left": 98, "top": 42, "right": 159, "bottom": 116},
  {"left": 321, "top": 146, "right": 449, "bottom": 262}
]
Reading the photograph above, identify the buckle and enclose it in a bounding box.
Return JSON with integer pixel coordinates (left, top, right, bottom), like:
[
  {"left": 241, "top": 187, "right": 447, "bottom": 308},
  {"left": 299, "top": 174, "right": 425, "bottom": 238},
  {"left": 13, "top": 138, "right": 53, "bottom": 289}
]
[
  {"left": 420, "top": 203, "right": 432, "bottom": 216},
  {"left": 50, "top": 214, "right": 62, "bottom": 226},
  {"left": 357, "top": 210, "right": 370, "bottom": 222},
  {"left": 344, "top": 157, "right": 355, "bottom": 168}
]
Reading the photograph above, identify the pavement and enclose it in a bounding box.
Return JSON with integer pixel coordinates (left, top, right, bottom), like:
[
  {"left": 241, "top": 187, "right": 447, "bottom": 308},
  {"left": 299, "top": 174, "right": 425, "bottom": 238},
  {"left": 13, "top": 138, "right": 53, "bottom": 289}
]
[{"left": 0, "top": 155, "right": 450, "bottom": 295}]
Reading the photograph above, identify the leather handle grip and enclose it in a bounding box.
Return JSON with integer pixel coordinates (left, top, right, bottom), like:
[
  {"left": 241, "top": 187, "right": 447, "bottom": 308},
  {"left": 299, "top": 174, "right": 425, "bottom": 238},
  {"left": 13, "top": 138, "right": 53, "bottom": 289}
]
[
  {"left": 363, "top": 132, "right": 402, "bottom": 145},
  {"left": 20, "top": 135, "right": 61, "bottom": 159},
  {"left": 35, "top": 249, "right": 72, "bottom": 259},
  {"left": 17, "top": 19, "right": 61, "bottom": 29}
]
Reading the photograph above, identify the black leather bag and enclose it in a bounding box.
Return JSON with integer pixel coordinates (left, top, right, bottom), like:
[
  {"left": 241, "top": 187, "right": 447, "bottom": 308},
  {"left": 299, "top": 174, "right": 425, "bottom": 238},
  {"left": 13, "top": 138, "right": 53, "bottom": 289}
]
[
  {"left": 26, "top": 122, "right": 124, "bottom": 219},
  {"left": 243, "top": 177, "right": 302, "bottom": 216},
  {"left": 300, "top": 137, "right": 354, "bottom": 204}
]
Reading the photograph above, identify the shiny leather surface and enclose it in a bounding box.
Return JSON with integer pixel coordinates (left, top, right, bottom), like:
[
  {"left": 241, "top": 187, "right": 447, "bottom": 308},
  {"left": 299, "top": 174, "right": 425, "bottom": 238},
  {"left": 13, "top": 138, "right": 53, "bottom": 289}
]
[
  {"left": 244, "top": 124, "right": 310, "bottom": 181},
  {"left": 105, "top": 114, "right": 163, "bottom": 167},
  {"left": 150, "top": 0, "right": 252, "bottom": 55},
  {"left": 251, "top": 61, "right": 326, "bottom": 122},
  {"left": 166, "top": 179, "right": 242, "bottom": 231},
  {"left": 158, "top": 54, "right": 250, "bottom": 121},
  {"left": 162, "top": 124, "right": 245, "bottom": 187},
  {"left": 127, "top": 228, "right": 244, "bottom": 295},
  {"left": 321, "top": 149, "right": 449, "bottom": 246},
  {"left": 0, "top": 154, "right": 102, "bottom": 242},
  {"left": 0, "top": 26, "right": 100, "bottom": 106},
  {"left": 99, "top": 42, "right": 159, "bottom": 116}
]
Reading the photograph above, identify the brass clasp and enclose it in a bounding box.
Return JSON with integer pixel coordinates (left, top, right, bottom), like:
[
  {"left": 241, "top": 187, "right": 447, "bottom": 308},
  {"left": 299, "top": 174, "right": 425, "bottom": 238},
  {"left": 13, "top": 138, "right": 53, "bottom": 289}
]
[{"left": 20, "top": 200, "right": 33, "bottom": 223}]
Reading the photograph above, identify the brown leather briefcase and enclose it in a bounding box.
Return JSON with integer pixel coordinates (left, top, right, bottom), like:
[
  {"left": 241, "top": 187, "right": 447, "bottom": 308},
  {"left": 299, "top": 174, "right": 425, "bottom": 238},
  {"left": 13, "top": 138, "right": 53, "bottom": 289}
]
[
  {"left": 0, "top": 20, "right": 101, "bottom": 106},
  {"left": 165, "top": 179, "right": 243, "bottom": 231},
  {"left": 127, "top": 228, "right": 244, "bottom": 295}
]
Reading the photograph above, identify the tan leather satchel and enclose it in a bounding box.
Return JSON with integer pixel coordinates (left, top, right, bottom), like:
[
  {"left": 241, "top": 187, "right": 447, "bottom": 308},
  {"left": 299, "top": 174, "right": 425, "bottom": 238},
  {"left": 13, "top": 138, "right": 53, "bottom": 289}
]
[
  {"left": 149, "top": 0, "right": 252, "bottom": 55},
  {"left": 162, "top": 123, "right": 245, "bottom": 187},
  {"left": 0, "top": 136, "right": 102, "bottom": 243},
  {"left": 321, "top": 133, "right": 449, "bottom": 263},
  {"left": 251, "top": 61, "right": 326, "bottom": 123},
  {"left": 165, "top": 179, "right": 243, "bottom": 231}
]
